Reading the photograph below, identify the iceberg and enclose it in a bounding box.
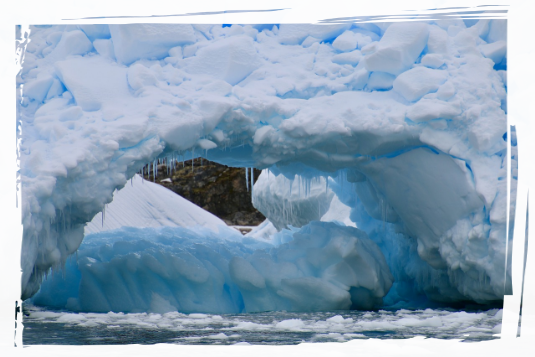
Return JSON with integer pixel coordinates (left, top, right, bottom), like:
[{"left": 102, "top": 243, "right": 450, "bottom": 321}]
[{"left": 19, "top": 20, "right": 510, "bottom": 310}]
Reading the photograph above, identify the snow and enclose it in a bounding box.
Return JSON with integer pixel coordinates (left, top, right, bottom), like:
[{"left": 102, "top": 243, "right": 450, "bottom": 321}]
[
  {"left": 109, "top": 24, "right": 196, "bottom": 65},
  {"left": 392, "top": 67, "right": 448, "bottom": 102},
  {"left": 363, "top": 22, "right": 429, "bottom": 75},
  {"left": 84, "top": 174, "right": 230, "bottom": 235},
  {"left": 19, "top": 21, "right": 509, "bottom": 309}
]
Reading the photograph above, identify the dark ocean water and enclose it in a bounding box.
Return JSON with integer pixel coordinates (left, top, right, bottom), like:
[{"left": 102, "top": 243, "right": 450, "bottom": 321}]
[{"left": 22, "top": 304, "right": 502, "bottom": 345}]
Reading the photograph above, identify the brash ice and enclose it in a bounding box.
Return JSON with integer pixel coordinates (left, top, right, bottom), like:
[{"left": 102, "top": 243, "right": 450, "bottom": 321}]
[{"left": 19, "top": 20, "right": 510, "bottom": 311}]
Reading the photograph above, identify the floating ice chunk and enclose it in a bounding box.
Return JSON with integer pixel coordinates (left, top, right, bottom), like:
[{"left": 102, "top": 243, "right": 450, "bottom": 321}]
[
  {"left": 80, "top": 0, "right": 111, "bottom": 41},
  {"left": 172, "top": 0, "right": 225, "bottom": 26},
  {"left": 364, "top": 22, "right": 429, "bottom": 75},
  {"left": 363, "top": 340, "right": 433, "bottom": 355},
  {"left": 279, "top": 0, "right": 352, "bottom": 45},
  {"left": 332, "top": 31, "right": 358, "bottom": 52},
  {"left": 275, "top": 319, "right": 305, "bottom": 330},
  {"left": 225, "top": 0, "right": 301, "bottom": 30},
  {"left": 392, "top": 67, "right": 448, "bottom": 102},
  {"left": 183, "top": 35, "right": 262, "bottom": 85},
  {"left": 448, "top": 341, "right": 480, "bottom": 352},
  {"left": 368, "top": 0, "right": 421, "bottom": 28},
  {"left": 214, "top": 342, "right": 256, "bottom": 352},
  {"left": 109, "top": 24, "right": 196, "bottom": 65}
]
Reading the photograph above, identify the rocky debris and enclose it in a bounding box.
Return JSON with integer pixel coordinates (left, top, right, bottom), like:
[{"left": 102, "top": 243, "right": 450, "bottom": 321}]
[{"left": 142, "top": 158, "right": 265, "bottom": 226}]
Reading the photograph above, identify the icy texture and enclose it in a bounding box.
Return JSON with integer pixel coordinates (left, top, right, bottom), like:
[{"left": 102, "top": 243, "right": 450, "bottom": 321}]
[
  {"left": 84, "top": 174, "right": 230, "bottom": 235},
  {"left": 252, "top": 169, "right": 356, "bottom": 231},
  {"left": 19, "top": 20, "right": 509, "bottom": 305},
  {"left": 32, "top": 221, "right": 392, "bottom": 313}
]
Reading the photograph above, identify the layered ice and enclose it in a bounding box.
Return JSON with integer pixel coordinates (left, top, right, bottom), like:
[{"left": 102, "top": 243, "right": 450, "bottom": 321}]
[
  {"left": 19, "top": 20, "right": 509, "bottom": 307},
  {"left": 32, "top": 221, "right": 392, "bottom": 313}
]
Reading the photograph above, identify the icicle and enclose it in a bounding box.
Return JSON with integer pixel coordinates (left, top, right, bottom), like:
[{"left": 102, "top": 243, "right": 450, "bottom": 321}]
[
  {"left": 245, "top": 167, "right": 249, "bottom": 192},
  {"left": 192, "top": 149, "right": 194, "bottom": 173},
  {"left": 155, "top": 160, "right": 158, "bottom": 180},
  {"left": 251, "top": 167, "right": 254, "bottom": 195}
]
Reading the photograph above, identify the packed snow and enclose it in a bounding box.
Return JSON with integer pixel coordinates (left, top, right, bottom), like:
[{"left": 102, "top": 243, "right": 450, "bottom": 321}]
[
  {"left": 19, "top": 20, "right": 510, "bottom": 310},
  {"left": 84, "top": 174, "right": 231, "bottom": 235}
]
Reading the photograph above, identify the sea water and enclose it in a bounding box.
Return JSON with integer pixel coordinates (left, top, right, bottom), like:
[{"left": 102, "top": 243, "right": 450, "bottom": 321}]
[{"left": 0, "top": 304, "right": 535, "bottom": 357}]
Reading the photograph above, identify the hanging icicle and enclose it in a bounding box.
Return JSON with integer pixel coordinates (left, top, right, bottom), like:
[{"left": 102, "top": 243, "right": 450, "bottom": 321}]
[
  {"left": 250, "top": 167, "right": 254, "bottom": 195},
  {"left": 245, "top": 167, "right": 249, "bottom": 192}
]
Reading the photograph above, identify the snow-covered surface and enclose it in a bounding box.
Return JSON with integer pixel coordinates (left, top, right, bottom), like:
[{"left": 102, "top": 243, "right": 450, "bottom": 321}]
[
  {"left": 19, "top": 20, "right": 510, "bottom": 307},
  {"left": 32, "top": 221, "right": 392, "bottom": 313},
  {"left": 84, "top": 174, "right": 228, "bottom": 235}
]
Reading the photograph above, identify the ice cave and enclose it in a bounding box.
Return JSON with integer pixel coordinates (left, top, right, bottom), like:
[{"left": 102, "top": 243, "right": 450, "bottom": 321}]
[{"left": 18, "top": 20, "right": 513, "bottom": 315}]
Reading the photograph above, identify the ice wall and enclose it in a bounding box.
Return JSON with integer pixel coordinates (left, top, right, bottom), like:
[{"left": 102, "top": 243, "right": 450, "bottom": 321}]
[
  {"left": 19, "top": 20, "right": 509, "bottom": 303},
  {"left": 32, "top": 221, "right": 392, "bottom": 313}
]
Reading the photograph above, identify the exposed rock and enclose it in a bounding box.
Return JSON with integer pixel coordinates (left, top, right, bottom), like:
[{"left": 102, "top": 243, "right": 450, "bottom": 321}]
[{"left": 142, "top": 158, "right": 265, "bottom": 226}]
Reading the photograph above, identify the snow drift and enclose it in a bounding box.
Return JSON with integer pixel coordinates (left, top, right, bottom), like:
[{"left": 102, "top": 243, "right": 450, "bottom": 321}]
[{"left": 19, "top": 20, "right": 510, "bottom": 308}]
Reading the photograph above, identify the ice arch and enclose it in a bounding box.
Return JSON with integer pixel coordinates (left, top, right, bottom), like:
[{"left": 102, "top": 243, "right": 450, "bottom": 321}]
[{"left": 19, "top": 20, "right": 510, "bottom": 305}]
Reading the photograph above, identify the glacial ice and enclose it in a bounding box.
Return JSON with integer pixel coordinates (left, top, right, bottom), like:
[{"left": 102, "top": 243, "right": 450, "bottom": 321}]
[
  {"left": 33, "top": 170, "right": 393, "bottom": 313},
  {"left": 19, "top": 20, "right": 510, "bottom": 309}
]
